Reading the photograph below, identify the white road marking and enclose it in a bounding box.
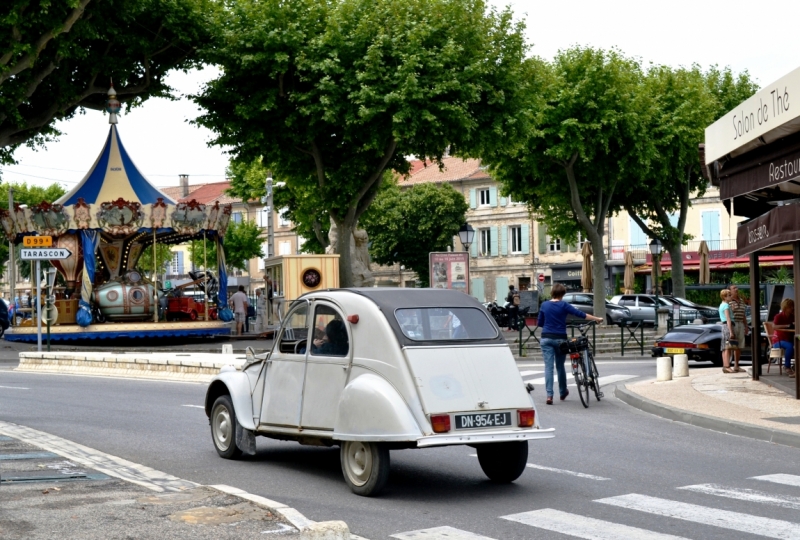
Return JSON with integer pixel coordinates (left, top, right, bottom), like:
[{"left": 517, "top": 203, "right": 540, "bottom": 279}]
[
  {"left": 391, "top": 526, "right": 495, "bottom": 539},
  {"left": 261, "top": 523, "right": 295, "bottom": 534},
  {"left": 679, "top": 483, "right": 800, "bottom": 510},
  {"left": 182, "top": 404, "right": 205, "bottom": 409},
  {"left": 501, "top": 508, "right": 688, "bottom": 539},
  {"left": 0, "top": 385, "right": 29, "bottom": 389},
  {"left": 596, "top": 493, "right": 800, "bottom": 539},
  {"left": 527, "top": 374, "right": 637, "bottom": 387},
  {"left": 517, "top": 361, "right": 655, "bottom": 366},
  {"left": 751, "top": 474, "right": 800, "bottom": 488},
  {"left": 467, "top": 455, "right": 609, "bottom": 480}
]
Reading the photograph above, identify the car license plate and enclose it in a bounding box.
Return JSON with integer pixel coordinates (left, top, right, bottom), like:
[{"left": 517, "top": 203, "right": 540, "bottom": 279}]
[
  {"left": 665, "top": 347, "right": 685, "bottom": 354},
  {"left": 454, "top": 412, "right": 512, "bottom": 430}
]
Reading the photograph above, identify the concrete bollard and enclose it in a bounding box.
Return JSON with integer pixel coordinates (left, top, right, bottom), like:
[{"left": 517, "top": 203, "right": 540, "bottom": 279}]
[
  {"left": 222, "top": 344, "right": 233, "bottom": 354},
  {"left": 656, "top": 356, "right": 672, "bottom": 382},
  {"left": 673, "top": 354, "right": 689, "bottom": 377}
]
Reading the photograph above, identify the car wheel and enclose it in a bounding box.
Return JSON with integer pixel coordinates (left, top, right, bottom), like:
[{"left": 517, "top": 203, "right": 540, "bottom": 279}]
[
  {"left": 476, "top": 441, "right": 528, "bottom": 483},
  {"left": 211, "top": 395, "right": 243, "bottom": 460},
  {"left": 606, "top": 315, "right": 614, "bottom": 326},
  {"left": 340, "top": 440, "right": 390, "bottom": 496}
]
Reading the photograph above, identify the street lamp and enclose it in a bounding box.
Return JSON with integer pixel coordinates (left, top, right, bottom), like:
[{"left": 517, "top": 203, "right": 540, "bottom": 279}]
[
  {"left": 649, "top": 238, "right": 663, "bottom": 331},
  {"left": 458, "top": 223, "right": 475, "bottom": 251},
  {"left": 44, "top": 266, "right": 57, "bottom": 352}
]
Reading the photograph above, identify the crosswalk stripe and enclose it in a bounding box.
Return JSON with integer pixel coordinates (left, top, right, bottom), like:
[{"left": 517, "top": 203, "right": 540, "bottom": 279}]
[
  {"left": 519, "top": 370, "right": 542, "bottom": 377},
  {"left": 501, "top": 508, "right": 688, "bottom": 540},
  {"left": 679, "top": 483, "right": 800, "bottom": 510},
  {"left": 596, "top": 493, "right": 800, "bottom": 539},
  {"left": 751, "top": 474, "right": 800, "bottom": 488},
  {"left": 526, "top": 374, "right": 637, "bottom": 387},
  {"left": 467, "top": 454, "right": 609, "bottom": 480},
  {"left": 390, "top": 525, "right": 495, "bottom": 539}
]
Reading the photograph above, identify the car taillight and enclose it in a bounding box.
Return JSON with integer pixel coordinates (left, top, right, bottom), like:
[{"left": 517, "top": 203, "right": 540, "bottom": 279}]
[
  {"left": 697, "top": 343, "right": 709, "bottom": 349},
  {"left": 656, "top": 342, "right": 695, "bottom": 349},
  {"left": 430, "top": 414, "right": 451, "bottom": 433},
  {"left": 518, "top": 409, "right": 534, "bottom": 427}
]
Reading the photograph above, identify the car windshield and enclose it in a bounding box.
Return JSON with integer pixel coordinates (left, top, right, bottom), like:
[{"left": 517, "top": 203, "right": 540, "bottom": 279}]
[
  {"left": 668, "top": 297, "right": 695, "bottom": 307},
  {"left": 395, "top": 307, "right": 498, "bottom": 341}
]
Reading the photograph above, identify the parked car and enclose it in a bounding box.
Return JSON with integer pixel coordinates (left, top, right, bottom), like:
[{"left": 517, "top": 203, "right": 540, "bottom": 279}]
[
  {"left": 609, "top": 294, "right": 664, "bottom": 324},
  {"left": 562, "top": 293, "right": 631, "bottom": 326},
  {"left": 0, "top": 298, "right": 8, "bottom": 336},
  {"left": 205, "top": 288, "right": 553, "bottom": 496},
  {"left": 662, "top": 296, "right": 720, "bottom": 323},
  {"left": 610, "top": 294, "right": 714, "bottom": 325},
  {"left": 652, "top": 323, "right": 758, "bottom": 366}
]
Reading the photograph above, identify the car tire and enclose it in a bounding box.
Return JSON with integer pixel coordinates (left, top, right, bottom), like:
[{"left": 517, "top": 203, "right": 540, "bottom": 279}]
[
  {"left": 211, "top": 395, "right": 243, "bottom": 460},
  {"left": 606, "top": 315, "right": 614, "bottom": 326},
  {"left": 476, "top": 441, "right": 528, "bottom": 483},
  {"left": 340, "top": 441, "right": 390, "bottom": 497}
]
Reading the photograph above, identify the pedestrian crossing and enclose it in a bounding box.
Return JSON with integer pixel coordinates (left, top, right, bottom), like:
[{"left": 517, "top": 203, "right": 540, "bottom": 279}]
[
  {"left": 390, "top": 473, "right": 800, "bottom": 540},
  {"left": 517, "top": 368, "right": 638, "bottom": 388}
]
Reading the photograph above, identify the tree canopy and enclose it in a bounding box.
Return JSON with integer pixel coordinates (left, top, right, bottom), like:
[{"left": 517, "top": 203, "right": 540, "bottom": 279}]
[
  {"left": 0, "top": 0, "right": 215, "bottom": 164},
  {"left": 360, "top": 180, "right": 468, "bottom": 286},
  {"left": 193, "top": 0, "right": 534, "bottom": 286},
  {"left": 135, "top": 243, "right": 173, "bottom": 278},
  {"left": 216, "top": 219, "right": 263, "bottom": 272}
]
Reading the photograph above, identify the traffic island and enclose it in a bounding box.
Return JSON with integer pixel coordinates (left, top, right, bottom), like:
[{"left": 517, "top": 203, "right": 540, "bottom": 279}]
[
  {"left": 15, "top": 351, "right": 246, "bottom": 382},
  {"left": 616, "top": 370, "right": 800, "bottom": 449}
]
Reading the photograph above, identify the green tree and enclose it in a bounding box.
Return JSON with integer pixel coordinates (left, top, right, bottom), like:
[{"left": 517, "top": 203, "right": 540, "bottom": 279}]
[
  {"left": 361, "top": 181, "right": 468, "bottom": 286},
  {"left": 219, "top": 219, "right": 263, "bottom": 272},
  {"left": 193, "top": 0, "right": 532, "bottom": 286},
  {"left": 486, "top": 47, "right": 653, "bottom": 319},
  {"left": 135, "top": 243, "right": 173, "bottom": 279},
  {"left": 188, "top": 237, "right": 217, "bottom": 270},
  {"left": 0, "top": 181, "right": 67, "bottom": 278},
  {"left": 0, "top": 0, "right": 216, "bottom": 164},
  {"left": 623, "top": 65, "right": 758, "bottom": 299}
]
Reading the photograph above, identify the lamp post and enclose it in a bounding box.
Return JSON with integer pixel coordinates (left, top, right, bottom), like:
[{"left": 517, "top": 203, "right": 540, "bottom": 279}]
[
  {"left": 45, "top": 266, "right": 57, "bottom": 352},
  {"left": 458, "top": 224, "right": 475, "bottom": 295},
  {"left": 649, "top": 238, "right": 663, "bottom": 331}
]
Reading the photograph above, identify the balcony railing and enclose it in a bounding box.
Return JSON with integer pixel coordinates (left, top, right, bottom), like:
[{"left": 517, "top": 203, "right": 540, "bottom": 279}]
[{"left": 623, "top": 239, "right": 736, "bottom": 260}]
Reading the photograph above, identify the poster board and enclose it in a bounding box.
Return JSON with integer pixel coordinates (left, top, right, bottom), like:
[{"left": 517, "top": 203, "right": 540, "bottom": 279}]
[{"left": 429, "top": 252, "right": 470, "bottom": 294}]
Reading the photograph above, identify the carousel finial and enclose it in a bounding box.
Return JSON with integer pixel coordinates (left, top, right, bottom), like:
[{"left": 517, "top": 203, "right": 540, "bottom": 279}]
[{"left": 105, "top": 79, "right": 120, "bottom": 125}]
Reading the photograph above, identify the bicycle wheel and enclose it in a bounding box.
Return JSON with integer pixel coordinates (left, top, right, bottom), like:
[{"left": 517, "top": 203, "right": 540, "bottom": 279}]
[
  {"left": 590, "top": 353, "right": 603, "bottom": 401},
  {"left": 577, "top": 354, "right": 590, "bottom": 408}
]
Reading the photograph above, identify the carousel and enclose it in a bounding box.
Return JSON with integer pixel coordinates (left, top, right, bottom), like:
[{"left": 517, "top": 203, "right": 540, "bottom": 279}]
[{"left": 2, "top": 86, "right": 235, "bottom": 341}]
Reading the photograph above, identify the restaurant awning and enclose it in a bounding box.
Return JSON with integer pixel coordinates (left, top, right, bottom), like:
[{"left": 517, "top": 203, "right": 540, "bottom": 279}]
[{"left": 736, "top": 202, "right": 800, "bottom": 256}]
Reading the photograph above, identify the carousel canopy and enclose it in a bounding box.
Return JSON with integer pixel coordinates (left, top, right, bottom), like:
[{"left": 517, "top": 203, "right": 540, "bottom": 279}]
[{"left": 57, "top": 125, "right": 175, "bottom": 207}]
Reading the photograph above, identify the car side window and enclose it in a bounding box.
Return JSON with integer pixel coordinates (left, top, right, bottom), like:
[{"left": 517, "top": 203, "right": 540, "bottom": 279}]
[
  {"left": 619, "top": 296, "right": 635, "bottom": 307},
  {"left": 638, "top": 296, "right": 655, "bottom": 306},
  {"left": 310, "top": 304, "right": 349, "bottom": 357},
  {"left": 563, "top": 294, "right": 574, "bottom": 303},
  {"left": 278, "top": 302, "right": 309, "bottom": 354},
  {"left": 574, "top": 294, "right": 591, "bottom": 304}
]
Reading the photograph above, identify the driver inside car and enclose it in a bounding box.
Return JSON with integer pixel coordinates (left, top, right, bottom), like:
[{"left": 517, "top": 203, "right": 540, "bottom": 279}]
[{"left": 311, "top": 319, "right": 349, "bottom": 356}]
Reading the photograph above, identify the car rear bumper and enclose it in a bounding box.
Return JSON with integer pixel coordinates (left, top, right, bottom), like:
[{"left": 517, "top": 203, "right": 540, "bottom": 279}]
[
  {"left": 416, "top": 427, "right": 555, "bottom": 448},
  {"left": 651, "top": 347, "right": 718, "bottom": 362}
]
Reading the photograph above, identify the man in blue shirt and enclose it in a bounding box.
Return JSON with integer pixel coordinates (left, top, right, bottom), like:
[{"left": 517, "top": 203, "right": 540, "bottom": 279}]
[{"left": 537, "top": 283, "right": 603, "bottom": 404}]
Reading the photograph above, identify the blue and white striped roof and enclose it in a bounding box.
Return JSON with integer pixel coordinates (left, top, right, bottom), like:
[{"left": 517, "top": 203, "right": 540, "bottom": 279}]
[{"left": 57, "top": 125, "right": 176, "bottom": 206}]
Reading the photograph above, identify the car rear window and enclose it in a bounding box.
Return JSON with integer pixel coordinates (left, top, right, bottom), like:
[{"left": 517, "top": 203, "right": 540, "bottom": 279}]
[
  {"left": 665, "top": 327, "right": 706, "bottom": 335},
  {"left": 395, "top": 307, "right": 498, "bottom": 341}
]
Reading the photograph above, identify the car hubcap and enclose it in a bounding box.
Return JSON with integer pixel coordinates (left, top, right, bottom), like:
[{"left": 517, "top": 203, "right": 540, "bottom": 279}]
[
  {"left": 344, "top": 441, "right": 372, "bottom": 486},
  {"left": 213, "top": 405, "right": 232, "bottom": 451}
]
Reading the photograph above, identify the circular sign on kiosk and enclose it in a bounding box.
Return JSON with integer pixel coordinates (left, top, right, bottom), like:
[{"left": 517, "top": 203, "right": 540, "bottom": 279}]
[
  {"left": 538, "top": 274, "right": 545, "bottom": 283},
  {"left": 302, "top": 268, "right": 322, "bottom": 289}
]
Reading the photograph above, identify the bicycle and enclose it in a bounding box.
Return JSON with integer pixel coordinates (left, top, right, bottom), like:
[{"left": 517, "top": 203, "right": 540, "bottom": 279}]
[{"left": 560, "top": 321, "right": 603, "bottom": 408}]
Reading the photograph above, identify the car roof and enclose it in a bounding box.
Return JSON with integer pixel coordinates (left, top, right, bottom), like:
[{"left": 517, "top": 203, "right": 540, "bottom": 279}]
[{"left": 305, "top": 288, "right": 507, "bottom": 347}]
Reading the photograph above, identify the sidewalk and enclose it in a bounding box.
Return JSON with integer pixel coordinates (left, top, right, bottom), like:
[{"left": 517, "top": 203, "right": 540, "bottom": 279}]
[{"left": 617, "top": 368, "right": 800, "bottom": 449}]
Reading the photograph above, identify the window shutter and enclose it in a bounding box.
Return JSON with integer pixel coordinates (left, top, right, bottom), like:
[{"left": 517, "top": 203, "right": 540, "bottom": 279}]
[
  {"left": 489, "top": 187, "right": 498, "bottom": 207},
  {"left": 177, "top": 252, "right": 184, "bottom": 275},
  {"left": 500, "top": 197, "right": 507, "bottom": 207},
  {"left": 469, "top": 189, "right": 477, "bottom": 209},
  {"left": 490, "top": 227, "right": 499, "bottom": 256},
  {"left": 500, "top": 226, "right": 508, "bottom": 256},
  {"left": 521, "top": 224, "right": 530, "bottom": 254},
  {"left": 537, "top": 223, "right": 547, "bottom": 254},
  {"left": 471, "top": 237, "right": 478, "bottom": 258}
]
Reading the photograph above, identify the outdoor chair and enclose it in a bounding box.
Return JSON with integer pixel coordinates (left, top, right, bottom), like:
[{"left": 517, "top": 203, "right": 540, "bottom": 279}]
[{"left": 763, "top": 322, "right": 784, "bottom": 375}]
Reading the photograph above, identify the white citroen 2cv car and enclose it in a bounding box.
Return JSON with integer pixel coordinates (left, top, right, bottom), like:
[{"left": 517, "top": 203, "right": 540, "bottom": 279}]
[{"left": 205, "top": 288, "right": 553, "bottom": 496}]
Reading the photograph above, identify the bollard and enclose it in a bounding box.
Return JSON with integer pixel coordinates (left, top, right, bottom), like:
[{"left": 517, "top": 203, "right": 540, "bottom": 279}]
[
  {"left": 656, "top": 356, "right": 672, "bottom": 382},
  {"left": 222, "top": 344, "right": 233, "bottom": 354},
  {"left": 673, "top": 354, "right": 689, "bottom": 377}
]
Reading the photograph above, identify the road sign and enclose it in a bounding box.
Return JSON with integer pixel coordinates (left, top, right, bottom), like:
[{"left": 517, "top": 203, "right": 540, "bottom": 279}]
[
  {"left": 23, "top": 236, "right": 52, "bottom": 247},
  {"left": 538, "top": 273, "right": 545, "bottom": 283},
  {"left": 20, "top": 248, "right": 72, "bottom": 260}
]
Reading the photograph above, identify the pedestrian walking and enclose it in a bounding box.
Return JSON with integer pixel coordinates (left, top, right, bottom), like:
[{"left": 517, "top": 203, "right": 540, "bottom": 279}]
[
  {"left": 230, "top": 285, "right": 250, "bottom": 336},
  {"left": 537, "top": 283, "right": 602, "bottom": 405},
  {"left": 506, "top": 284, "right": 521, "bottom": 331},
  {"left": 773, "top": 298, "right": 795, "bottom": 378},
  {"left": 255, "top": 288, "right": 267, "bottom": 333},
  {"left": 728, "top": 285, "right": 748, "bottom": 372},
  {"left": 718, "top": 289, "right": 736, "bottom": 373}
]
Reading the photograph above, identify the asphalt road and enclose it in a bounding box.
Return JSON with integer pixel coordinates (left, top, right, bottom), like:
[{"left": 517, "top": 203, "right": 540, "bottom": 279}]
[{"left": 2, "top": 359, "right": 800, "bottom": 539}]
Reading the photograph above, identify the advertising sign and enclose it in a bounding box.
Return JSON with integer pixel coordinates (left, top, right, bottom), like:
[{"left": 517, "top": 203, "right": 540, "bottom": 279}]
[{"left": 429, "top": 252, "right": 470, "bottom": 294}]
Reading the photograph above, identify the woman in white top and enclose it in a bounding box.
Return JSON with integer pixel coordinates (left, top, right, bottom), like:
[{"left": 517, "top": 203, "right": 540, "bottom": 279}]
[{"left": 718, "top": 289, "right": 735, "bottom": 373}]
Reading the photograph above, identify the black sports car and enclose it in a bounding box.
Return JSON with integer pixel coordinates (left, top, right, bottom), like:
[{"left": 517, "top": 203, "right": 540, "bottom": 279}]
[{"left": 652, "top": 324, "right": 725, "bottom": 366}]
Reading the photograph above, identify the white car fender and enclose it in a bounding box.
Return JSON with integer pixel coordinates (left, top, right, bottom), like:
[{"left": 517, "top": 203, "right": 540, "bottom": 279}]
[
  {"left": 205, "top": 367, "right": 256, "bottom": 431},
  {"left": 333, "top": 373, "right": 423, "bottom": 441}
]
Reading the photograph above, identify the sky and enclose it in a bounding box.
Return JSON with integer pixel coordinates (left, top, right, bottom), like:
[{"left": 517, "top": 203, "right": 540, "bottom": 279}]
[{"left": 4, "top": 0, "right": 800, "bottom": 193}]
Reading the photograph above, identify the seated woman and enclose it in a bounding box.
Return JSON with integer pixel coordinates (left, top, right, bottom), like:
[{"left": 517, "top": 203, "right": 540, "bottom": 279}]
[
  {"left": 311, "top": 319, "right": 349, "bottom": 356},
  {"left": 773, "top": 298, "right": 795, "bottom": 378}
]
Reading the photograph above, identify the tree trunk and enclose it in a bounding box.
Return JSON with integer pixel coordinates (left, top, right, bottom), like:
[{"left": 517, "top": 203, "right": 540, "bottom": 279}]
[
  {"left": 667, "top": 242, "right": 685, "bottom": 299},
  {"left": 334, "top": 217, "right": 356, "bottom": 288},
  {"left": 591, "top": 236, "right": 607, "bottom": 322}
]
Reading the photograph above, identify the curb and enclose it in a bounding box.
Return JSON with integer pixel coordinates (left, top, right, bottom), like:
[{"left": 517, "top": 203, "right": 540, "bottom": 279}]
[{"left": 615, "top": 384, "right": 800, "bottom": 449}]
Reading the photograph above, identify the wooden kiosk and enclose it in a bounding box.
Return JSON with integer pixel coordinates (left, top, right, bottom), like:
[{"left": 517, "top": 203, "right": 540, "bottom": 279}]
[{"left": 264, "top": 254, "right": 340, "bottom": 321}]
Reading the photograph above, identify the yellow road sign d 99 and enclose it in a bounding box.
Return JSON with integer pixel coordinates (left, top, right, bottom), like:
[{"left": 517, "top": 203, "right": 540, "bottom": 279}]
[{"left": 23, "top": 236, "right": 53, "bottom": 247}]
